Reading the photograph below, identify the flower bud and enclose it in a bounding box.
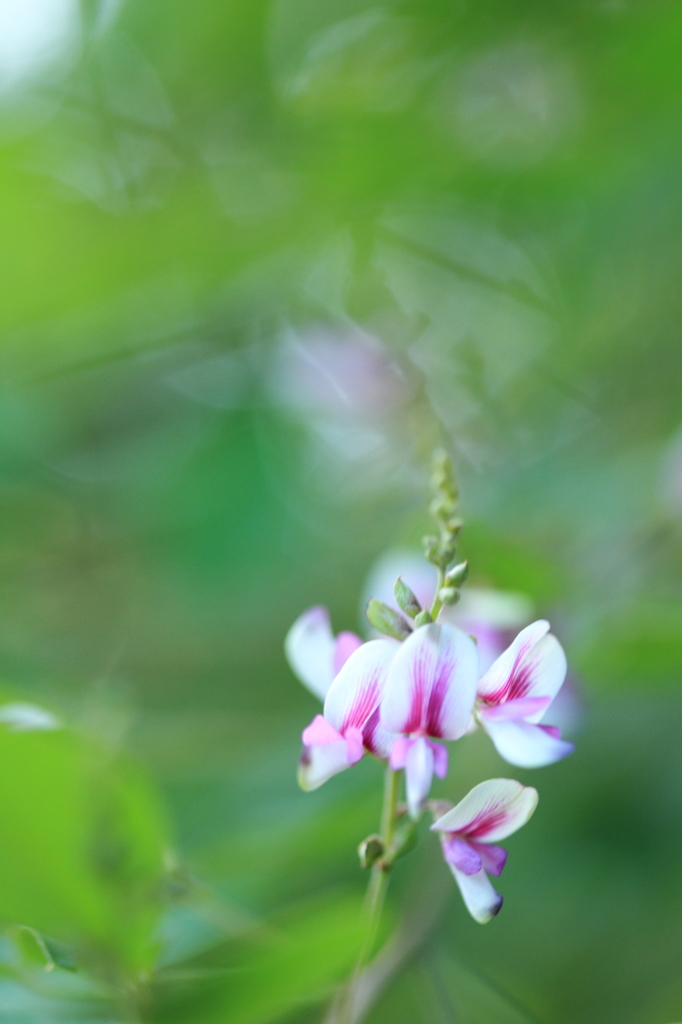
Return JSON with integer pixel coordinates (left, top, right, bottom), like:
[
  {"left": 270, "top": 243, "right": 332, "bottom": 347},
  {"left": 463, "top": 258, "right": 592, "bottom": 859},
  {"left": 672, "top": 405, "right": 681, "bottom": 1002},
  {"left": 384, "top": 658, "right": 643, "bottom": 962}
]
[
  {"left": 394, "top": 577, "right": 422, "bottom": 618},
  {"left": 422, "top": 534, "right": 439, "bottom": 562},
  {"left": 358, "top": 834, "right": 384, "bottom": 868},
  {"left": 445, "top": 560, "right": 469, "bottom": 586},
  {"left": 365, "top": 598, "right": 412, "bottom": 640},
  {"left": 438, "top": 587, "right": 460, "bottom": 605},
  {"left": 414, "top": 609, "right": 433, "bottom": 627}
]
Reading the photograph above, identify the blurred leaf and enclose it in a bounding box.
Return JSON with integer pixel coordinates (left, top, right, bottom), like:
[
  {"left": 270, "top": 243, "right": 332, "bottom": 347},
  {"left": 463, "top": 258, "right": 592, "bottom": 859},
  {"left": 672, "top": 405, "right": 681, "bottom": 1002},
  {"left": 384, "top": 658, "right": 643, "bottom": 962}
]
[
  {"left": 0, "top": 724, "right": 167, "bottom": 973},
  {"left": 151, "top": 890, "right": 366, "bottom": 1024}
]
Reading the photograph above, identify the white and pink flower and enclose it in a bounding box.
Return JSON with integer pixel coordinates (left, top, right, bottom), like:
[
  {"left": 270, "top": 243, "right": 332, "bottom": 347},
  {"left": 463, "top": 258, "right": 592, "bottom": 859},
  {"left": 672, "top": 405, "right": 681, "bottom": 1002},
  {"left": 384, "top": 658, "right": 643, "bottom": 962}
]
[
  {"left": 298, "top": 639, "right": 399, "bottom": 791},
  {"left": 475, "top": 620, "right": 574, "bottom": 768},
  {"left": 431, "top": 778, "right": 538, "bottom": 923},
  {"left": 380, "top": 623, "right": 479, "bottom": 816},
  {"left": 285, "top": 605, "right": 363, "bottom": 701}
]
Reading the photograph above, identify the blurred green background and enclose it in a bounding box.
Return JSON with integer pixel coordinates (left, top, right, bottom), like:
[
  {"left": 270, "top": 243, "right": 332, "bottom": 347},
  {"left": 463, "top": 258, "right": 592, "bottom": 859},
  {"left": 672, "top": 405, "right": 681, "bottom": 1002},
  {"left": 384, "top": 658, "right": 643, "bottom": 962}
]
[{"left": 0, "top": 0, "right": 681, "bottom": 1021}]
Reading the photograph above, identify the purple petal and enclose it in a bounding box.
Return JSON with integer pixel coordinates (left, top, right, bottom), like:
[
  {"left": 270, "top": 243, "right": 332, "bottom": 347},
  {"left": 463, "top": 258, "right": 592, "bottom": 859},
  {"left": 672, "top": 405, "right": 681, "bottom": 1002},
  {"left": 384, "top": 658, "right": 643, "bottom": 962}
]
[
  {"left": 333, "top": 632, "right": 363, "bottom": 674},
  {"left": 471, "top": 841, "right": 508, "bottom": 877},
  {"left": 389, "top": 734, "right": 411, "bottom": 770},
  {"left": 301, "top": 714, "right": 343, "bottom": 747},
  {"left": 344, "top": 726, "right": 365, "bottom": 764},
  {"left": 429, "top": 740, "right": 449, "bottom": 779},
  {"left": 443, "top": 836, "right": 482, "bottom": 875},
  {"left": 362, "top": 710, "right": 395, "bottom": 759}
]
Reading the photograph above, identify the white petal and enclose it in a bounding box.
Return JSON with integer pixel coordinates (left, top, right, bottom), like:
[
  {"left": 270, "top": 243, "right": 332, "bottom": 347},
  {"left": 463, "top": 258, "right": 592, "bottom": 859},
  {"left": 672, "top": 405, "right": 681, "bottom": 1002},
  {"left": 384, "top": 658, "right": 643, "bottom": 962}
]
[
  {"left": 477, "top": 622, "right": 566, "bottom": 709},
  {"left": 324, "top": 639, "right": 399, "bottom": 734},
  {"left": 297, "top": 740, "right": 350, "bottom": 791},
  {"left": 450, "top": 864, "right": 503, "bottom": 924},
  {"left": 432, "top": 778, "right": 538, "bottom": 842},
  {"left": 483, "top": 718, "right": 574, "bottom": 768},
  {"left": 405, "top": 736, "right": 434, "bottom": 818},
  {"left": 380, "top": 623, "right": 478, "bottom": 741},
  {"left": 285, "top": 606, "right": 336, "bottom": 701}
]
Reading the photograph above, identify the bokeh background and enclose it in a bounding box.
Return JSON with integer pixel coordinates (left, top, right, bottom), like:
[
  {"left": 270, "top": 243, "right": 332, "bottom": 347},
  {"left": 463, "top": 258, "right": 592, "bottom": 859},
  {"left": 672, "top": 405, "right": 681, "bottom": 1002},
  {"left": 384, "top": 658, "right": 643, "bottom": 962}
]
[{"left": 0, "top": 0, "right": 681, "bottom": 1021}]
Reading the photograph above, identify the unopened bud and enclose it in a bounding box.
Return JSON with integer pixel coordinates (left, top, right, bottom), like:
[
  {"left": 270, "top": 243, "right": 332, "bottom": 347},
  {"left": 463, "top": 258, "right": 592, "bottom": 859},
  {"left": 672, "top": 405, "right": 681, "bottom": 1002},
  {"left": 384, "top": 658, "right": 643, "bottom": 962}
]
[
  {"left": 366, "top": 599, "right": 412, "bottom": 641},
  {"left": 438, "top": 587, "right": 460, "bottom": 605},
  {"left": 394, "top": 577, "right": 422, "bottom": 618},
  {"left": 445, "top": 561, "right": 469, "bottom": 586},
  {"left": 422, "top": 535, "right": 439, "bottom": 562},
  {"left": 414, "top": 609, "right": 433, "bottom": 627},
  {"left": 358, "top": 835, "right": 384, "bottom": 868}
]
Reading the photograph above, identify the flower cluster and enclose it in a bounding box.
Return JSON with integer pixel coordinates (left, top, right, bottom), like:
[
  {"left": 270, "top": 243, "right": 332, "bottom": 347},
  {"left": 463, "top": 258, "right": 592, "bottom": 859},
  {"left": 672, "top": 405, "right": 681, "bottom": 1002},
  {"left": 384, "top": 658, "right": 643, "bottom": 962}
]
[{"left": 284, "top": 454, "right": 574, "bottom": 925}]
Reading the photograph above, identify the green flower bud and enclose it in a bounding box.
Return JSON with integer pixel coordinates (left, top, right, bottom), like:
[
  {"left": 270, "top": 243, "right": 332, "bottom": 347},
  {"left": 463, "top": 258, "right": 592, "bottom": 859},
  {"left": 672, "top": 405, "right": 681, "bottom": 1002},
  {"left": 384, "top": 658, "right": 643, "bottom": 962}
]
[
  {"left": 438, "top": 587, "right": 460, "bottom": 605},
  {"left": 446, "top": 560, "right": 469, "bottom": 586},
  {"left": 358, "top": 835, "right": 384, "bottom": 869},
  {"left": 394, "top": 577, "right": 422, "bottom": 618},
  {"left": 365, "top": 598, "right": 412, "bottom": 640},
  {"left": 414, "top": 609, "right": 433, "bottom": 627}
]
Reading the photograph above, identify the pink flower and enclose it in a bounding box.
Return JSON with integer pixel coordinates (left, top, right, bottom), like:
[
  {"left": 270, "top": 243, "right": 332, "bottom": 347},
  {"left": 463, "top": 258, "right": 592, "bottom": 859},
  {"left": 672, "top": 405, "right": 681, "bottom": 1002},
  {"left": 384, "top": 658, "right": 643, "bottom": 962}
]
[
  {"left": 431, "top": 778, "right": 538, "bottom": 923},
  {"left": 285, "top": 606, "right": 363, "bottom": 701},
  {"left": 475, "top": 620, "right": 574, "bottom": 768},
  {"left": 380, "top": 623, "right": 478, "bottom": 816},
  {"left": 298, "top": 639, "right": 399, "bottom": 791}
]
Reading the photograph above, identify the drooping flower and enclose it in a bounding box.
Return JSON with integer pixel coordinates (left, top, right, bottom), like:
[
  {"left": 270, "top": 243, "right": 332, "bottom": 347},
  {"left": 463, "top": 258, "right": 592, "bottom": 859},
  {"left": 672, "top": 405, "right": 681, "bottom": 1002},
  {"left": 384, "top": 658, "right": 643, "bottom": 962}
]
[
  {"left": 475, "top": 620, "right": 574, "bottom": 767},
  {"left": 380, "top": 623, "right": 478, "bottom": 816},
  {"left": 431, "top": 778, "right": 538, "bottom": 923},
  {"left": 298, "top": 639, "right": 399, "bottom": 790},
  {"left": 285, "top": 605, "right": 363, "bottom": 701}
]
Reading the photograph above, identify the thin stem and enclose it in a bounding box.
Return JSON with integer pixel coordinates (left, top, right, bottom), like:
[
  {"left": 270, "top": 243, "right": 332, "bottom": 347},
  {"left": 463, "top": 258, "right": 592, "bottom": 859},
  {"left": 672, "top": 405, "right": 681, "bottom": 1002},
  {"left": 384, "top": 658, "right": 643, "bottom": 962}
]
[
  {"left": 333, "top": 765, "right": 401, "bottom": 1024},
  {"left": 429, "top": 567, "right": 445, "bottom": 621}
]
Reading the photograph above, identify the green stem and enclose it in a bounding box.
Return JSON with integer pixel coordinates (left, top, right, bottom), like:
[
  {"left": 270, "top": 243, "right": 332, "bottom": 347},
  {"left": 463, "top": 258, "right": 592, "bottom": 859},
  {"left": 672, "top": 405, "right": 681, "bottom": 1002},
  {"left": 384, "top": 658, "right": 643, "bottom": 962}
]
[
  {"left": 429, "top": 567, "right": 445, "bottom": 621},
  {"left": 338, "top": 765, "right": 401, "bottom": 1024}
]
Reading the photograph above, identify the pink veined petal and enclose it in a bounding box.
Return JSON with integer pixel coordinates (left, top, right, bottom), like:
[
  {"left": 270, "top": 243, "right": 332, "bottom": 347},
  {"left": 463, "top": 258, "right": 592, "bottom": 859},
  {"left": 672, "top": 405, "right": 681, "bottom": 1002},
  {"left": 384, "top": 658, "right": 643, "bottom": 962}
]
[
  {"left": 302, "top": 714, "right": 344, "bottom": 747},
  {"left": 431, "top": 778, "right": 539, "bottom": 842},
  {"left": 285, "top": 606, "right": 336, "bottom": 701},
  {"left": 443, "top": 835, "right": 482, "bottom": 875},
  {"left": 345, "top": 726, "right": 365, "bottom": 764},
  {"left": 470, "top": 841, "right": 508, "bottom": 877},
  {"left": 481, "top": 696, "right": 551, "bottom": 722},
  {"left": 380, "top": 623, "right": 478, "bottom": 741},
  {"left": 363, "top": 712, "right": 395, "bottom": 759},
  {"left": 483, "top": 719, "right": 575, "bottom": 769},
  {"left": 475, "top": 622, "right": 548, "bottom": 704},
  {"left": 324, "top": 638, "right": 399, "bottom": 734},
  {"left": 333, "top": 632, "right": 364, "bottom": 674},
  {"left": 405, "top": 736, "right": 434, "bottom": 818},
  {"left": 429, "top": 740, "right": 449, "bottom": 779},
  {"left": 448, "top": 861, "right": 503, "bottom": 924},
  {"left": 297, "top": 739, "right": 351, "bottom": 791},
  {"left": 389, "top": 734, "right": 411, "bottom": 770}
]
